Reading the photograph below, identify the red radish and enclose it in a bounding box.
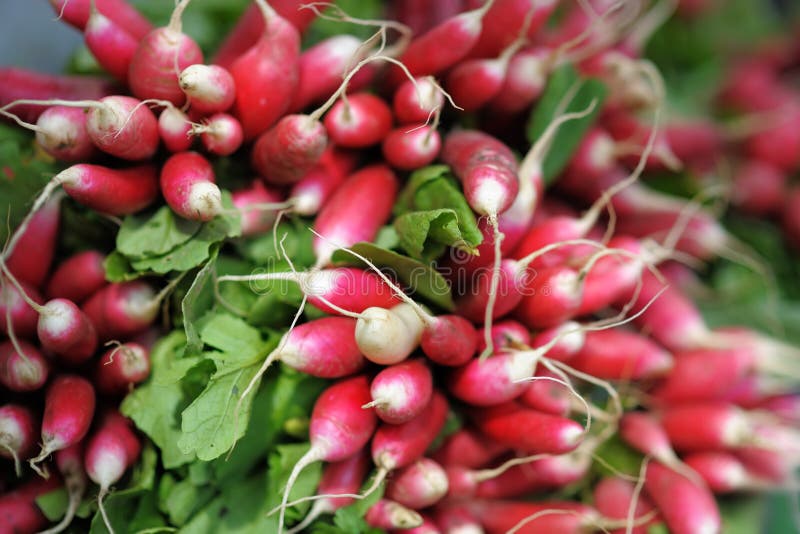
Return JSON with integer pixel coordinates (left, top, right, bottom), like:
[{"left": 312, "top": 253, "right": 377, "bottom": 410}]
[
  {"left": 354, "top": 303, "right": 425, "bottom": 365},
  {"left": 530, "top": 321, "right": 586, "bottom": 362},
  {"left": 462, "top": 499, "right": 599, "bottom": 534},
  {"left": 46, "top": 250, "right": 107, "bottom": 303},
  {"left": 660, "top": 403, "right": 752, "bottom": 452},
  {"left": 735, "top": 446, "right": 795, "bottom": 484},
  {"left": 232, "top": 180, "right": 284, "bottom": 236},
  {"left": 158, "top": 106, "right": 194, "bottom": 152},
  {"left": 288, "top": 147, "right": 358, "bottom": 216},
  {"left": 758, "top": 394, "right": 800, "bottom": 424},
  {"left": 192, "top": 112, "right": 243, "bottom": 156},
  {"left": 387, "top": 0, "right": 496, "bottom": 87},
  {"left": 127, "top": 0, "right": 203, "bottom": 105},
  {"left": 84, "top": 7, "right": 138, "bottom": 83},
  {"left": 644, "top": 461, "right": 721, "bottom": 534},
  {"left": 252, "top": 114, "right": 328, "bottom": 185},
  {"left": 731, "top": 159, "right": 787, "bottom": 215},
  {"left": 0, "top": 340, "right": 49, "bottom": 392},
  {"left": 382, "top": 124, "right": 442, "bottom": 170},
  {"left": 0, "top": 404, "right": 36, "bottom": 475},
  {"left": 447, "top": 350, "right": 536, "bottom": 406},
  {"left": 393, "top": 76, "right": 445, "bottom": 124},
  {"left": 365, "top": 499, "right": 424, "bottom": 529},
  {"left": 94, "top": 342, "right": 151, "bottom": 396},
  {"left": 1, "top": 278, "right": 43, "bottom": 339},
  {"left": 48, "top": 0, "right": 152, "bottom": 38},
  {"left": 0, "top": 474, "right": 63, "bottom": 534},
  {"left": 285, "top": 451, "right": 371, "bottom": 534},
  {"left": 365, "top": 359, "right": 434, "bottom": 424},
  {"left": 593, "top": 476, "right": 658, "bottom": 534},
  {"left": 432, "top": 427, "right": 508, "bottom": 470},
  {"left": 0, "top": 68, "right": 112, "bottom": 123},
  {"left": 431, "top": 503, "right": 482, "bottom": 532},
  {"left": 29, "top": 375, "right": 96, "bottom": 475},
  {"left": 82, "top": 280, "right": 161, "bottom": 341},
  {"left": 84, "top": 413, "right": 141, "bottom": 533},
  {"left": 513, "top": 264, "right": 585, "bottom": 330},
  {"left": 475, "top": 320, "right": 531, "bottom": 355},
  {"left": 179, "top": 64, "right": 236, "bottom": 114},
  {"left": 48, "top": 163, "right": 158, "bottom": 216},
  {"left": 229, "top": 0, "right": 300, "bottom": 139},
  {"left": 568, "top": 329, "right": 673, "bottom": 380},
  {"left": 277, "top": 375, "right": 377, "bottom": 532},
  {"left": 32, "top": 105, "right": 96, "bottom": 162},
  {"left": 387, "top": 458, "right": 449, "bottom": 509},
  {"left": 43, "top": 444, "right": 87, "bottom": 534},
  {"left": 744, "top": 104, "right": 800, "bottom": 172},
  {"left": 160, "top": 151, "right": 223, "bottom": 221},
  {"left": 465, "top": 0, "right": 558, "bottom": 58},
  {"left": 488, "top": 46, "right": 551, "bottom": 113},
  {"left": 5, "top": 194, "right": 60, "bottom": 288},
  {"left": 324, "top": 92, "right": 394, "bottom": 148},
  {"left": 519, "top": 371, "right": 572, "bottom": 416},
  {"left": 312, "top": 164, "right": 398, "bottom": 267},
  {"left": 683, "top": 452, "right": 758, "bottom": 493},
  {"left": 400, "top": 515, "right": 441, "bottom": 534},
  {"left": 418, "top": 313, "right": 478, "bottom": 366},
  {"left": 84, "top": 95, "right": 159, "bottom": 161}
]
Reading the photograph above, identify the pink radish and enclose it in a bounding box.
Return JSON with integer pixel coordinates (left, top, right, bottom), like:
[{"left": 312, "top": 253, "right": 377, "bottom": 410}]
[
  {"left": 660, "top": 403, "right": 752, "bottom": 452},
  {"left": 48, "top": 0, "right": 152, "bottom": 39},
  {"left": 179, "top": 64, "right": 236, "bottom": 114},
  {"left": 29, "top": 375, "right": 96, "bottom": 475},
  {"left": 475, "top": 320, "right": 531, "bottom": 355},
  {"left": 277, "top": 375, "right": 377, "bottom": 532},
  {"left": 84, "top": 95, "right": 159, "bottom": 161},
  {"left": 229, "top": 0, "right": 300, "bottom": 139},
  {"left": 683, "top": 452, "right": 759, "bottom": 493},
  {"left": 465, "top": 0, "right": 558, "bottom": 58},
  {"left": 593, "top": 476, "right": 658, "bottom": 534},
  {"left": 644, "top": 461, "right": 721, "bottom": 534},
  {"left": 81, "top": 280, "right": 161, "bottom": 341},
  {"left": 365, "top": 499, "right": 424, "bottom": 530},
  {"left": 158, "top": 106, "right": 194, "bottom": 152},
  {"left": 324, "top": 92, "right": 394, "bottom": 148},
  {"left": 84, "top": 413, "right": 141, "bottom": 533},
  {"left": 400, "top": 515, "right": 441, "bottom": 534},
  {"left": 462, "top": 499, "right": 599, "bottom": 534},
  {"left": 735, "top": 446, "right": 795, "bottom": 485},
  {"left": 393, "top": 76, "right": 445, "bottom": 124},
  {"left": 471, "top": 402, "right": 584, "bottom": 455},
  {"left": 288, "top": 147, "right": 358, "bottom": 216},
  {"left": 192, "top": 112, "right": 243, "bottom": 156},
  {"left": 30, "top": 106, "right": 97, "bottom": 162},
  {"left": 387, "top": 458, "right": 449, "bottom": 509},
  {"left": 285, "top": 450, "right": 370, "bottom": 534},
  {"left": 382, "top": 124, "right": 442, "bottom": 170},
  {"left": 0, "top": 474, "right": 63, "bottom": 534},
  {"left": 46, "top": 250, "right": 107, "bottom": 303},
  {"left": 365, "top": 359, "right": 434, "bottom": 424},
  {"left": 252, "top": 114, "right": 328, "bottom": 185},
  {"left": 127, "top": 0, "right": 203, "bottom": 105},
  {"left": 48, "top": 163, "right": 158, "bottom": 216},
  {"left": 160, "top": 151, "right": 223, "bottom": 222},
  {"left": 5, "top": 194, "right": 60, "bottom": 288},
  {"left": 232, "top": 180, "right": 284, "bottom": 236},
  {"left": 530, "top": 321, "right": 586, "bottom": 362},
  {"left": 568, "top": 329, "right": 674, "bottom": 380},
  {"left": 94, "top": 342, "right": 151, "bottom": 396},
  {"left": 0, "top": 340, "right": 49, "bottom": 392},
  {"left": 488, "top": 46, "right": 552, "bottom": 114},
  {"left": 84, "top": 6, "right": 138, "bottom": 83},
  {"left": 744, "top": 104, "right": 800, "bottom": 171},
  {"left": 312, "top": 164, "right": 398, "bottom": 267},
  {"left": 519, "top": 371, "right": 573, "bottom": 416},
  {"left": 431, "top": 503, "right": 482, "bottom": 533},
  {"left": 1, "top": 278, "right": 44, "bottom": 339},
  {"left": 42, "top": 444, "right": 87, "bottom": 534},
  {"left": 0, "top": 404, "right": 36, "bottom": 475},
  {"left": 731, "top": 159, "right": 787, "bottom": 215},
  {"left": 431, "top": 427, "right": 508, "bottom": 470}
]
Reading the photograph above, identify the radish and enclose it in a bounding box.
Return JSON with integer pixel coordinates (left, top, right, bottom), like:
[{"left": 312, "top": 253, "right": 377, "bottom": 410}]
[
  {"left": 519, "top": 371, "right": 573, "bottom": 416},
  {"left": 431, "top": 503, "right": 482, "bottom": 533},
  {"left": 84, "top": 412, "right": 141, "bottom": 533},
  {"left": 81, "top": 280, "right": 163, "bottom": 341},
  {"left": 660, "top": 403, "right": 752, "bottom": 452},
  {"left": 27, "top": 106, "right": 96, "bottom": 162},
  {"left": 324, "top": 92, "right": 394, "bottom": 148},
  {"left": 568, "top": 329, "right": 674, "bottom": 380},
  {"left": 231, "top": 180, "right": 285, "bottom": 236},
  {"left": 462, "top": 499, "right": 599, "bottom": 534},
  {"left": 354, "top": 303, "right": 425, "bottom": 365},
  {"left": 365, "top": 499, "right": 424, "bottom": 530},
  {"left": 284, "top": 450, "right": 370, "bottom": 534},
  {"left": 0, "top": 404, "right": 36, "bottom": 476},
  {"left": 364, "top": 358, "right": 433, "bottom": 424},
  {"left": 94, "top": 342, "right": 151, "bottom": 396},
  {"left": 40, "top": 444, "right": 87, "bottom": 534},
  {"left": 179, "top": 64, "right": 236, "bottom": 114},
  {"left": 191, "top": 113, "right": 244, "bottom": 156},
  {"left": 393, "top": 76, "right": 445, "bottom": 124},
  {"left": 744, "top": 104, "right": 800, "bottom": 172},
  {"left": 160, "top": 151, "right": 223, "bottom": 222},
  {"left": 127, "top": 0, "right": 203, "bottom": 105},
  {"left": 46, "top": 250, "right": 107, "bottom": 303},
  {"left": 387, "top": 457, "right": 449, "bottom": 509},
  {"left": 488, "top": 46, "right": 553, "bottom": 114},
  {"left": 277, "top": 375, "right": 377, "bottom": 533},
  {"left": 731, "top": 159, "right": 787, "bottom": 215},
  {"left": 475, "top": 320, "right": 531, "bottom": 355},
  {"left": 465, "top": 0, "right": 558, "bottom": 59},
  {"left": 229, "top": 0, "right": 300, "bottom": 140},
  {"left": 592, "top": 476, "right": 658, "bottom": 534},
  {"left": 84, "top": 6, "right": 138, "bottom": 83},
  {"left": 382, "top": 123, "right": 442, "bottom": 171},
  {"left": 644, "top": 461, "right": 721, "bottom": 534},
  {"left": 5, "top": 194, "right": 60, "bottom": 289},
  {"left": 0, "top": 340, "right": 49, "bottom": 392},
  {"left": 0, "top": 474, "right": 63, "bottom": 534},
  {"left": 50, "top": 163, "right": 159, "bottom": 216},
  {"left": 288, "top": 147, "right": 358, "bottom": 216},
  {"left": 401, "top": 515, "right": 441, "bottom": 534},
  {"left": 312, "top": 164, "right": 398, "bottom": 267},
  {"left": 48, "top": 0, "right": 152, "bottom": 39},
  {"left": 431, "top": 427, "right": 508, "bottom": 470},
  {"left": 683, "top": 452, "right": 762, "bottom": 493},
  {"left": 158, "top": 106, "right": 194, "bottom": 152},
  {"left": 30, "top": 375, "right": 96, "bottom": 475},
  {"left": 530, "top": 321, "right": 586, "bottom": 362}
]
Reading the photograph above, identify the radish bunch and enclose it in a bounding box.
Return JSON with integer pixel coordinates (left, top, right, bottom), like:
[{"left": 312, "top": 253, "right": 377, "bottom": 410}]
[{"left": 1, "top": 0, "right": 799, "bottom": 533}]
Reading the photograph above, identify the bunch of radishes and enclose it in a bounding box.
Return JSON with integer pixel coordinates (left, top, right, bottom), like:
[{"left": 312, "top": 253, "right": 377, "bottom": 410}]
[{"left": 0, "top": 0, "right": 799, "bottom": 533}]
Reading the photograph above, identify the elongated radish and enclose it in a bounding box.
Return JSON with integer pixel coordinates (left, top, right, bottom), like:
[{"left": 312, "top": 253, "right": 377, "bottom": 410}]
[
  {"left": 447, "top": 350, "right": 535, "bottom": 406},
  {"left": 48, "top": 0, "right": 152, "bottom": 38},
  {"left": 644, "top": 461, "right": 721, "bottom": 534},
  {"left": 179, "top": 64, "right": 236, "bottom": 114},
  {"left": 54, "top": 163, "right": 159, "bottom": 217},
  {"left": 158, "top": 106, "right": 194, "bottom": 152},
  {"left": 683, "top": 452, "right": 759, "bottom": 493},
  {"left": 288, "top": 147, "right": 358, "bottom": 216},
  {"left": 5, "top": 194, "right": 60, "bottom": 288},
  {"left": 731, "top": 159, "right": 787, "bottom": 215},
  {"left": 432, "top": 427, "right": 508, "bottom": 470},
  {"left": 84, "top": 7, "right": 138, "bottom": 83},
  {"left": 0, "top": 404, "right": 36, "bottom": 476},
  {"left": 40, "top": 444, "right": 87, "bottom": 534},
  {"left": 463, "top": 499, "right": 599, "bottom": 534},
  {"left": 488, "top": 46, "right": 551, "bottom": 113},
  {"left": 229, "top": 0, "right": 300, "bottom": 139},
  {"left": 519, "top": 371, "right": 572, "bottom": 416},
  {"left": 1, "top": 278, "right": 43, "bottom": 339},
  {"left": 32, "top": 105, "right": 96, "bottom": 162},
  {"left": 387, "top": 457, "right": 449, "bottom": 510},
  {"left": 660, "top": 403, "right": 751, "bottom": 452},
  {"left": 312, "top": 164, "right": 398, "bottom": 267},
  {"left": 46, "top": 250, "right": 107, "bottom": 303},
  {"left": 160, "top": 151, "right": 223, "bottom": 222},
  {"left": 232, "top": 180, "right": 284, "bottom": 236},
  {"left": 0, "top": 340, "right": 49, "bottom": 392},
  {"left": 278, "top": 375, "right": 377, "bottom": 532},
  {"left": 84, "top": 95, "right": 159, "bottom": 161},
  {"left": 29, "top": 375, "right": 96, "bottom": 475},
  {"left": 94, "top": 342, "right": 151, "bottom": 396},
  {"left": 431, "top": 503, "right": 482, "bottom": 533},
  {"left": 475, "top": 320, "right": 531, "bottom": 355},
  {"left": 593, "top": 476, "right": 658, "bottom": 534},
  {"left": 530, "top": 321, "right": 586, "bottom": 362},
  {"left": 382, "top": 123, "right": 442, "bottom": 171},
  {"left": 465, "top": 0, "right": 558, "bottom": 58},
  {"left": 252, "top": 114, "right": 328, "bottom": 185},
  {"left": 366, "top": 359, "right": 433, "bottom": 424},
  {"left": 81, "top": 280, "right": 160, "bottom": 341},
  {"left": 128, "top": 0, "right": 203, "bottom": 105},
  {"left": 568, "top": 329, "right": 673, "bottom": 380},
  {"left": 192, "top": 113, "right": 243, "bottom": 156},
  {"left": 324, "top": 92, "right": 394, "bottom": 148},
  {"left": 0, "top": 474, "right": 63, "bottom": 534},
  {"left": 365, "top": 499, "right": 424, "bottom": 530}
]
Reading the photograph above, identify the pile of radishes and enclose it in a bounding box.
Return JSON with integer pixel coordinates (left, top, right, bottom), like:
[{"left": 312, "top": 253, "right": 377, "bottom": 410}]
[{"left": 1, "top": 0, "right": 799, "bottom": 533}]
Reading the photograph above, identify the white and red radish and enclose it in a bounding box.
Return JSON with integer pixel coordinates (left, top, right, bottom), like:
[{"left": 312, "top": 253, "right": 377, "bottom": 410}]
[
  {"left": 386, "top": 457, "right": 449, "bottom": 509},
  {"left": 354, "top": 303, "right": 425, "bottom": 365},
  {"left": 0, "top": 340, "right": 49, "bottom": 392},
  {"left": 364, "top": 499, "right": 423, "bottom": 530},
  {"left": 82, "top": 280, "right": 161, "bottom": 341},
  {"left": 392, "top": 76, "right": 444, "bottom": 124},
  {"left": 568, "top": 329, "right": 674, "bottom": 380},
  {"left": 592, "top": 476, "right": 659, "bottom": 534},
  {"left": 644, "top": 461, "right": 722, "bottom": 534},
  {"left": 382, "top": 124, "right": 442, "bottom": 171},
  {"left": 0, "top": 473, "right": 64, "bottom": 534},
  {"left": 48, "top": 0, "right": 152, "bottom": 39},
  {"left": 659, "top": 403, "right": 752, "bottom": 452},
  {"left": 288, "top": 147, "right": 358, "bottom": 216},
  {"left": 465, "top": 0, "right": 558, "bottom": 59},
  {"left": 84, "top": 95, "right": 160, "bottom": 161},
  {"left": 683, "top": 451, "right": 762, "bottom": 493},
  {"left": 231, "top": 180, "right": 284, "bottom": 236},
  {"left": 4, "top": 194, "right": 60, "bottom": 289},
  {"left": 94, "top": 342, "right": 151, "bottom": 396},
  {"left": 323, "top": 92, "right": 394, "bottom": 148},
  {"left": 46, "top": 250, "right": 107, "bottom": 304},
  {"left": 179, "top": 64, "right": 236, "bottom": 114},
  {"left": 191, "top": 113, "right": 244, "bottom": 156},
  {"left": 0, "top": 404, "right": 37, "bottom": 475},
  {"left": 432, "top": 427, "right": 508, "bottom": 470},
  {"left": 158, "top": 106, "right": 194, "bottom": 152},
  {"left": 461, "top": 499, "right": 600, "bottom": 534},
  {"left": 365, "top": 358, "right": 433, "bottom": 424},
  {"left": 160, "top": 151, "right": 223, "bottom": 222},
  {"left": 30, "top": 106, "right": 97, "bottom": 162},
  {"left": 29, "top": 375, "right": 96, "bottom": 475},
  {"left": 84, "top": 7, "right": 138, "bottom": 83}
]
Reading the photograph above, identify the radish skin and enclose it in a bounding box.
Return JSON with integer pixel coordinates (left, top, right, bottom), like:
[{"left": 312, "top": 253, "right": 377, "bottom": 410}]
[
  {"left": 34, "top": 106, "right": 97, "bottom": 162},
  {"left": 179, "top": 64, "right": 236, "bottom": 114},
  {"left": 94, "top": 342, "right": 151, "bottom": 395},
  {"left": 53, "top": 163, "right": 160, "bottom": 216},
  {"left": 82, "top": 280, "right": 159, "bottom": 341},
  {"left": 48, "top": 0, "right": 152, "bottom": 38},
  {"left": 0, "top": 404, "right": 36, "bottom": 475},
  {"left": 232, "top": 180, "right": 284, "bottom": 236},
  {"left": 593, "top": 477, "right": 658, "bottom": 534},
  {"left": 1, "top": 277, "right": 44, "bottom": 339},
  {"left": 0, "top": 340, "right": 49, "bottom": 392},
  {"left": 355, "top": 303, "right": 425, "bottom": 365},
  {"left": 386, "top": 457, "right": 450, "bottom": 509},
  {"left": 324, "top": 93, "right": 394, "bottom": 148},
  {"left": 195, "top": 113, "right": 244, "bottom": 156},
  {"left": 644, "top": 462, "right": 722, "bottom": 534},
  {"left": 46, "top": 250, "right": 107, "bottom": 303},
  {"left": 84, "top": 9, "right": 138, "bottom": 83},
  {"left": 0, "top": 474, "right": 63, "bottom": 534},
  {"left": 367, "top": 359, "right": 434, "bottom": 424},
  {"left": 365, "top": 499, "right": 424, "bottom": 530},
  {"left": 85, "top": 95, "right": 159, "bottom": 161},
  {"left": 472, "top": 402, "right": 584, "bottom": 454},
  {"left": 158, "top": 106, "right": 194, "bottom": 152},
  {"left": 160, "top": 151, "right": 223, "bottom": 222}
]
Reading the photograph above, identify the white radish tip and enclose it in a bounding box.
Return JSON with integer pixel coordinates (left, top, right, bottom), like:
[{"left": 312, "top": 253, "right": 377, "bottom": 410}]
[
  {"left": 39, "top": 300, "right": 74, "bottom": 337},
  {"left": 291, "top": 191, "right": 321, "bottom": 216},
  {"left": 121, "top": 284, "right": 157, "bottom": 322},
  {"left": 562, "top": 424, "right": 585, "bottom": 448},
  {"left": 178, "top": 64, "right": 205, "bottom": 91},
  {"left": 472, "top": 178, "right": 508, "bottom": 216},
  {"left": 388, "top": 503, "right": 423, "bottom": 529},
  {"left": 188, "top": 182, "right": 223, "bottom": 221},
  {"left": 54, "top": 165, "right": 83, "bottom": 187}
]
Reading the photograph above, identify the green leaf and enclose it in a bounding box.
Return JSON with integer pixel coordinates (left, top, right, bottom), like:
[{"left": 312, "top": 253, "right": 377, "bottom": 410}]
[
  {"left": 162, "top": 477, "right": 216, "bottom": 527},
  {"left": 719, "top": 496, "right": 766, "bottom": 534},
  {"left": 103, "top": 251, "right": 141, "bottom": 282},
  {"left": 234, "top": 218, "right": 316, "bottom": 268},
  {"left": 35, "top": 488, "right": 70, "bottom": 522},
  {"left": 312, "top": 473, "right": 385, "bottom": 534},
  {"left": 591, "top": 434, "right": 644, "bottom": 478},
  {"left": 117, "top": 206, "right": 201, "bottom": 259},
  {"left": 526, "top": 64, "right": 607, "bottom": 184},
  {"left": 331, "top": 242, "right": 454, "bottom": 311},
  {"left": 395, "top": 209, "right": 471, "bottom": 260},
  {"left": 181, "top": 251, "right": 219, "bottom": 355}
]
